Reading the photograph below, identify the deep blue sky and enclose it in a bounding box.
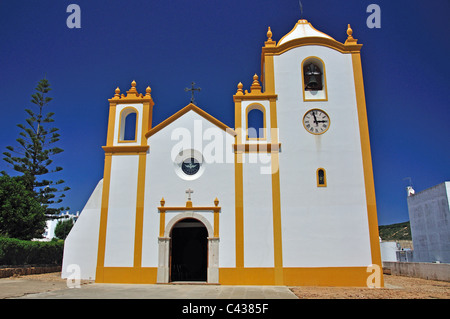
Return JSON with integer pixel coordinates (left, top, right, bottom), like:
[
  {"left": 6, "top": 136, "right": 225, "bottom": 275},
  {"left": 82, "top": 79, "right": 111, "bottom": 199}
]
[{"left": 0, "top": 0, "right": 448, "bottom": 225}]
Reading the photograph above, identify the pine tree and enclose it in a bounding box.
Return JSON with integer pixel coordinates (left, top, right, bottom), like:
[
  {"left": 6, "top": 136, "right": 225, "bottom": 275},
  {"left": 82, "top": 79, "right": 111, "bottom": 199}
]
[{"left": 3, "top": 78, "right": 70, "bottom": 218}]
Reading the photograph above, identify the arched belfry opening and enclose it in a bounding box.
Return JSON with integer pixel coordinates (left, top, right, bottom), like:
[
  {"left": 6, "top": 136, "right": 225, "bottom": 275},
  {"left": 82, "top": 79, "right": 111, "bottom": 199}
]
[{"left": 170, "top": 218, "right": 208, "bottom": 282}]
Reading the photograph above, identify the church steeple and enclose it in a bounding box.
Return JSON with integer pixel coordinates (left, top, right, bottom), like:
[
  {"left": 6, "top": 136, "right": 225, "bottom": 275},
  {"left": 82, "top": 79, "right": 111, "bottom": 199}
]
[{"left": 105, "top": 80, "right": 155, "bottom": 147}]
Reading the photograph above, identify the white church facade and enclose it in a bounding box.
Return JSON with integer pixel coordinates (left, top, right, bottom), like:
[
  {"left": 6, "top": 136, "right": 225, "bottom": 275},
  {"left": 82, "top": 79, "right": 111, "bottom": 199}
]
[{"left": 62, "top": 19, "right": 383, "bottom": 286}]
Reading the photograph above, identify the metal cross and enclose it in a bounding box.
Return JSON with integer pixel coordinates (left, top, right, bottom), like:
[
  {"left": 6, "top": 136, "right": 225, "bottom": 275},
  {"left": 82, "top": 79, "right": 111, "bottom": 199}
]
[
  {"left": 184, "top": 82, "right": 201, "bottom": 104},
  {"left": 186, "top": 188, "right": 194, "bottom": 201}
]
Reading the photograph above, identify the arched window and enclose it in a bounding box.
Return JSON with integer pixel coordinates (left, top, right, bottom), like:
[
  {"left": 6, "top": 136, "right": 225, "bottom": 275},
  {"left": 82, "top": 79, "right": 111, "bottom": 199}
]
[
  {"left": 317, "top": 168, "right": 327, "bottom": 187},
  {"left": 124, "top": 113, "right": 137, "bottom": 141},
  {"left": 118, "top": 107, "right": 138, "bottom": 142},
  {"left": 246, "top": 104, "right": 266, "bottom": 140},
  {"left": 302, "top": 57, "right": 327, "bottom": 101}
]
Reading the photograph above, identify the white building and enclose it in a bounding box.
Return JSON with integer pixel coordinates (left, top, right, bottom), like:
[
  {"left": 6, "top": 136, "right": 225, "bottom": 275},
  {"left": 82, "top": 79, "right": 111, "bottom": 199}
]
[
  {"left": 62, "top": 19, "right": 383, "bottom": 286},
  {"left": 407, "top": 182, "right": 450, "bottom": 263}
]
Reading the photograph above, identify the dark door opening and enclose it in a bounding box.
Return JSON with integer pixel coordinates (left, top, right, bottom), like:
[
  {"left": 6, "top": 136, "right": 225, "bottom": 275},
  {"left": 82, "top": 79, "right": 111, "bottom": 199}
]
[{"left": 170, "top": 218, "right": 208, "bottom": 282}]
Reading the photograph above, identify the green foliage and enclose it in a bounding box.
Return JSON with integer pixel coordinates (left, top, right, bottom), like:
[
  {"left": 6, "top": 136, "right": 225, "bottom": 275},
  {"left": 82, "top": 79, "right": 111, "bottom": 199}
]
[
  {"left": 379, "top": 221, "right": 412, "bottom": 241},
  {"left": 0, "top": 237, "right": 64, "bottom": 265},
  {"left": 0, "top": 175, "right": 46, "bottom": 240},
  {"left": 2, "top": 78, "right": 70, "bottom": 217},
  {"left": 54, "top": 218, "right": 74, "bottom": 240}
]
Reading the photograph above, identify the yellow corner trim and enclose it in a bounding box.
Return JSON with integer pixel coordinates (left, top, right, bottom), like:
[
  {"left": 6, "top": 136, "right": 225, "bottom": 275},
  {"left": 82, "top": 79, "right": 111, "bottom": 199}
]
[
  {"left": 233, "top": 143, "right": 281, "bottom": 153},
  {"left": 102, "top": 145, "right": 149, "bottom": 154},
  {"left": 262, "top": 36, "right": 362, "bottom": 56}
]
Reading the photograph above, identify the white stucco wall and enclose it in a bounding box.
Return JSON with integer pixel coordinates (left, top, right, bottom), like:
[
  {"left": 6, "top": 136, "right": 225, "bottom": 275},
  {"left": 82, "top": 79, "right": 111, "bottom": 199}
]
[
  {"left": 62, "top": 179, "right": 103, "bottom": 279},
  {"left": 274, "top": 45, "right": 372, "bottom": 267},
  {"left": 103, "top": 155, "right": 139, "bottom": 267},
  {"left": 141, "top": 110, "right": 236, "bottom": 268},
  {"left": 243, "top": 155, "right": 274, "bottom": 267}
]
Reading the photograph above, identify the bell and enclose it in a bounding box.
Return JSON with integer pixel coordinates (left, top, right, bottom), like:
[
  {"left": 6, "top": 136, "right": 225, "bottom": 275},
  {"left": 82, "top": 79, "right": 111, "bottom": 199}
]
[
  {"left": 306, "top": 75, "right": 319, "bottom": 90},
  {"left": 304, "top": 63, "right": 322, "bottom": 90}
]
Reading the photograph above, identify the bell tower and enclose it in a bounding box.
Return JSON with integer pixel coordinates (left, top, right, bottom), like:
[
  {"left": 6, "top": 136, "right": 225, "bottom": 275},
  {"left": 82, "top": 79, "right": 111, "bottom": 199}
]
[{"left": 104, "top": 80, "right": 154, "bottom": 149}]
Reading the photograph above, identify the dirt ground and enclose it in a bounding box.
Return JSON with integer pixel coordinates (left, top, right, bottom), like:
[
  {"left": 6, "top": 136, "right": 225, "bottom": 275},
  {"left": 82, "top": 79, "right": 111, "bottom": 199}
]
[
  {"left": 290, "top": 274, "right": 450, "bottom": 299},
  {"left": 1, "top": 272, "right": 449, "bottom": 299}
]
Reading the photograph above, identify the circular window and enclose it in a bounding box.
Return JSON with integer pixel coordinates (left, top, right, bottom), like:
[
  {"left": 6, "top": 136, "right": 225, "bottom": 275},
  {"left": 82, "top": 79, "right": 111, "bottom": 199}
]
[
  {"left": 173, "top": 149, "right": 205, "bottom": 180},
  {"left": 181, "top": 158, "right": 200, "bottom": 176}
]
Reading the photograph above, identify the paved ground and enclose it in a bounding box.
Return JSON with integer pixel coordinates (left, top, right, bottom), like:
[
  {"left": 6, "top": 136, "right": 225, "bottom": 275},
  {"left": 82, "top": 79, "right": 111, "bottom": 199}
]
[
  {"left": 1, "top": 272, "right": 449, "bottom": 299},
  {"left": 0, "top": 273, "right": 297, "bottom": 299}
]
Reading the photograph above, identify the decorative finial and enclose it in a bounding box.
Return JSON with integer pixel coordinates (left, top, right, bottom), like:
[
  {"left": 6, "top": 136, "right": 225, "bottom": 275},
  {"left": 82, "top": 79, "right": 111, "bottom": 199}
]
[
  {"left": 345, "top": 24, "right": 358, "bottom": 45},
  {"left": 250, "top": 74, "right": 262, "bottom": 93},
  {"left": 214, "top": 197, "right": 219, "bottom": 207},
  {"left": 267, "top": 27, "right": 272, "bottom": 41},
  {"left": 126, "top": 80, "right": 139, "bottom": 96},
  {"left": 114, "top": 87, "right": 120, "bottom": 98},
  {"left": 146, "top": 86, "right": 152, "bottom": 96},
  {"left": 236, "top": 82, "right": 244, "bottom": 95},
  {"left": 160, "top": 197, "right": 165, "bottom": 207},
  {"left": 347, "top": 24, "right": 353, "bottom": 39}
]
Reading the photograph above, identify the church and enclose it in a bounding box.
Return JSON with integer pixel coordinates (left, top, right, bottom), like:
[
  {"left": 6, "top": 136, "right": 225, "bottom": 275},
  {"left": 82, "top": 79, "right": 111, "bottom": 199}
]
[{"left": 62, "top": 19, "right": 383, "bottom": 287}]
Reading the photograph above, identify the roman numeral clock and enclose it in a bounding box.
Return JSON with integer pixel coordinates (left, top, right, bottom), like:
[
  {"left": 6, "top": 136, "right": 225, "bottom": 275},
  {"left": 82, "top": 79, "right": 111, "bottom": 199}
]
[{"left": 302, "top": 109, "right": 330, "bottom": 135}]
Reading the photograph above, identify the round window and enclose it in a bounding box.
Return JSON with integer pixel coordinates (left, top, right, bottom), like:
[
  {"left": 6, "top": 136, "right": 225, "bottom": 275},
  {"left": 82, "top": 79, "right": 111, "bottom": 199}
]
[
  {"left": 181, "top": 158, "right": 200, "bottom": 175},
  {"left": 173, "top": 149, "right": 205, "bottom": 180}
]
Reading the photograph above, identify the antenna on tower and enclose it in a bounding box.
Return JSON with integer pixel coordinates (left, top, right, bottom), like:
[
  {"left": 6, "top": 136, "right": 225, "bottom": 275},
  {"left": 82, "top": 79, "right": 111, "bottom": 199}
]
[{"left": 299, "top": 0, "right": 304, "bottom": 18}]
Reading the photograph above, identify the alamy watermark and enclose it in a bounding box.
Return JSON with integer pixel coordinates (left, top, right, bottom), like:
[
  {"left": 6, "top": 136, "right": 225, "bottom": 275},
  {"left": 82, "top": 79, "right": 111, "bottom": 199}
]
[
  {"left": 66, "top": 4, "right": 81, "bottom": 29},
  {"left": 366, "top": 4, "right": 381, "bottom": 29}
]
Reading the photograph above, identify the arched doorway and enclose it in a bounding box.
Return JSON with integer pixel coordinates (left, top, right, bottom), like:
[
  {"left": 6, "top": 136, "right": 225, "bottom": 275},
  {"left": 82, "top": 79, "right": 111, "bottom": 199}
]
[{"left": 170, "top": 218, "right": 208, "bottom": 282}]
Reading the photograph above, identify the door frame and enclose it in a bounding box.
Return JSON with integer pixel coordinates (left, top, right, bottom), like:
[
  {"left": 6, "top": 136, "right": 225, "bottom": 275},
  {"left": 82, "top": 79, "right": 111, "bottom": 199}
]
[{"left": 157, "top": 212, "right": 219, "bottom": 284}]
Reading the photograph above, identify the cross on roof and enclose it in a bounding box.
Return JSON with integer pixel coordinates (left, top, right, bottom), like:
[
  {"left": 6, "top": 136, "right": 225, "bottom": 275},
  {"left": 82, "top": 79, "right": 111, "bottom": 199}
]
[
  {"left": 186, "top": 188, "right": 194, "bottom": 201},
  {"left": 184, "top": 82, "right": 201, "bottom": 104}
]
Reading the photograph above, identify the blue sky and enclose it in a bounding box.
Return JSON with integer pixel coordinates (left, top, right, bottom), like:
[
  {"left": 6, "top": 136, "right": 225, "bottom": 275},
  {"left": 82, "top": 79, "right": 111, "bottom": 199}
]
[{"left": 0, "top": 0, "right": 448, "bottom": 225}]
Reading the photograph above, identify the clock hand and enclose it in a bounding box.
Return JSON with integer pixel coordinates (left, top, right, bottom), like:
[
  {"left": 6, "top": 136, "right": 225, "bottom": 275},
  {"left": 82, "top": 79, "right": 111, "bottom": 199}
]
[{"left": 312, "top": 112, "right": 318, "bottom": 126}]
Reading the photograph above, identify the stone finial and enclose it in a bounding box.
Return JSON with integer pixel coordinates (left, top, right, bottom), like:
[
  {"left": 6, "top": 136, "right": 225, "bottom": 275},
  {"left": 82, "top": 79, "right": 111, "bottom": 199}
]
[
  {"left": 146, "top": 86, "right": 152, "bottom": 96},
  {"left": 160, "top": 197, "right": 165, "bottom": 207},
  {"left": 214, "top": 197, "right": 219, "bottom": 207},
  {"left": 236, "top": 82, "right": 244, "bottom": 95},
  {"left": 345, "top": 24, "right": 358, "bottom": 45},
  {"left": 114, "top": 87, "right": 120, "bottom": 98},
  {"left": 126, "top": 80, "right": 139, "bottom": 96},
  {"left": 267, "top": 27, "right": 273, "bottom": 41},
  {"left": 250, "top": 74, "right": 262, "bottom": 93}
]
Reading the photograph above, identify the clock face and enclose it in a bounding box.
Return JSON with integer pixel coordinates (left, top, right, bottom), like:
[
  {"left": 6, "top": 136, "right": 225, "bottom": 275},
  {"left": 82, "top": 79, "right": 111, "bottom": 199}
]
[
  {"left": 181, "top": 158, "right": 200, "bottom": 175},
  {"left": 303, "top": 109, "right": 330, "bottom": 135}
]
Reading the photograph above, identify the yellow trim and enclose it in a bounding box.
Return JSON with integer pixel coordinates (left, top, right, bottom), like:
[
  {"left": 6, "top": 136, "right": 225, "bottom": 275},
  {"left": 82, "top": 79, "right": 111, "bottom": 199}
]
[
  {"left": 133, "top": 153, "right": 147, "bottom": 269},
  {"left": 302, "top": 109, "right": 330, "bottom": 135},
  {"left": 145, "top": 103, "right": 236, "bottom": 138},
  {"left": 316, "top": 168, "right": 327, "bottom": 187},
  {"left": 301, "top": 56, "right": 328, "bottom": 101},
  {"left": 233, "top": 143, "right": 281, "bottom": 153},
  {"left": 214, "top": 212, "right": 219, "bottom": 238},
  {"left": 351, "top": 52, "right": 384, "bottom": 287},
  {"left": 99, "top": 267, "right": 158, "bottom": 284},
  {"left": 106, "top": 103, "right": 117, "bottom": 147},
  {"left": 268, "top": 96, "right": 283, "bottom": 285},
  {"left": 102, "top": 145, "right": 149, "bottom": 155},
  {"left": 234, "top": 97, "right": 245, "bottom": 268},
  {"left": 117, "top": 107, "right": 139, "bottom": 143},
  {"left": 218, "top": 267, "right": 372, "bottom": 286},
  {"left": 245, "top": 103, "right": 267, "bottom": 141},
  {"left": 95, "top": 154, "right": 112, "bottom": 282},
  {"left": 159, "top": 212, "right": 166, "bottom": 237},
  {"left": 262, "top": 36, "right": 362, "bottom": 57}
]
